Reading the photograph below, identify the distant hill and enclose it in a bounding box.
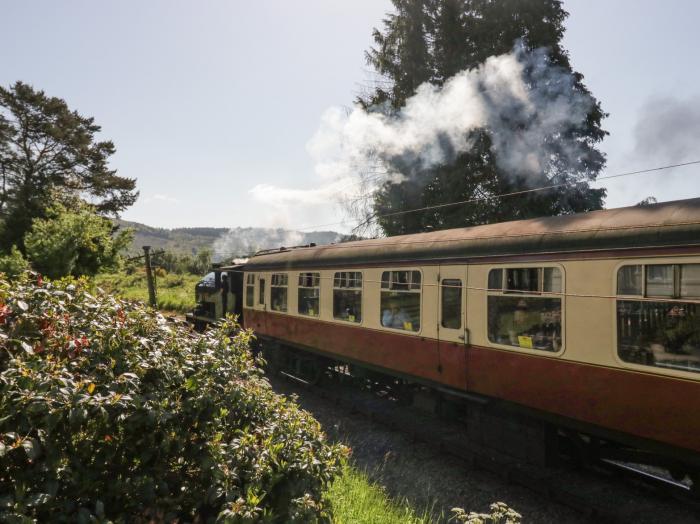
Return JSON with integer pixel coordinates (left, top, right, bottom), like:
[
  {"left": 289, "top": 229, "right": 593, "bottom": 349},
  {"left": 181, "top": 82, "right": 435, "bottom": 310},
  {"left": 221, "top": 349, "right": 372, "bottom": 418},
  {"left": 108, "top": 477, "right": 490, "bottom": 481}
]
[{"left": 116, "top": 220, "right": 341, "bottom": 262}]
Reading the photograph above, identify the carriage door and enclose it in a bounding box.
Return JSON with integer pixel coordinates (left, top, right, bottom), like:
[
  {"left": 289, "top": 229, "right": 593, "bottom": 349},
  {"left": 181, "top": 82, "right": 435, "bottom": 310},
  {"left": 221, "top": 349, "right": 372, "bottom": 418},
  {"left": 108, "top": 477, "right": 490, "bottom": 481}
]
[{"left": 437, "top": 266, "right": 468, "bottom": 390}]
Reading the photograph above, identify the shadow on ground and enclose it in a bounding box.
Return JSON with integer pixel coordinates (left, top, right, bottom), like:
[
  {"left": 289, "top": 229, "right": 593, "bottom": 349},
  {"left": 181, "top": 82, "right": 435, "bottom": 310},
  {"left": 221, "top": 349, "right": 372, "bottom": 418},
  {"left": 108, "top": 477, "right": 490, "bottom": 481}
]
[{"left": 268, "top": 376, "right": 589, "bottom": 523}]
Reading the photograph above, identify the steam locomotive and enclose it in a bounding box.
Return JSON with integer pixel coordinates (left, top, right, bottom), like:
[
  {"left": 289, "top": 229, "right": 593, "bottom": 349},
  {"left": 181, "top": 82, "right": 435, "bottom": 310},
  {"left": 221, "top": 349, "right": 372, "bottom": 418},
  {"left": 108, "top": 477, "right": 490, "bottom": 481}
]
[{"left": 188, "top": 197, "right": 700, "bottom": 486}]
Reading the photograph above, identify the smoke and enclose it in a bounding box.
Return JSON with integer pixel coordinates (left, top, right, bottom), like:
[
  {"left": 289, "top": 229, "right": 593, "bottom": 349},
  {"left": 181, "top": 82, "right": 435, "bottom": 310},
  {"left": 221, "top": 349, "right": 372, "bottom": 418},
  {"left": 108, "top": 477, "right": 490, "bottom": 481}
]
[
  {"left": 249, "top": 43, "right": 597, "bottom": 231},
  {"left": 306, "top": 43, "right": 595, "bottom": 186},
  {"left": 212, "top": 227, "right": 341, "bottom": 262},
  {"left": 633, "top": 94, "right": 700, "bottom": 164}
]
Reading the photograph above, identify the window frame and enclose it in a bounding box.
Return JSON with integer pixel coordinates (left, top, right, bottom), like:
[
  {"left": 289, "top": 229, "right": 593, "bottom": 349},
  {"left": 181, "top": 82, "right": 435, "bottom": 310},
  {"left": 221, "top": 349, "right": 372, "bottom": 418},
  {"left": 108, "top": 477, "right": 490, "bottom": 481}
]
[
  {"left": 485, "top": 264, "right": 565, "bottom": 355},
  {"left": 614, "top": 259, "right": 700, "bottom": 377},
  {"left": 258, "top": 276, "right": 266, "bottom": 307},
  {"left": 379, "top": 268, "right": 423, "bottom": 334},
  {"left": 270, "top": 273, "right": 289, "bottom": 313},
  {"left": 332, "top": 271, "right": 363, "bottom": 325},
  {"left": 245, "top": 273, "right": 255, "bottom": 308},
  {"left": 440, "top": 278, "right": 463, "bottom": 331},
  {"left": 617, "top": 263, "right": 700, "bottom": 300},
  {"left": 297, "top": 271, "right": 321, "bottom": 318}
]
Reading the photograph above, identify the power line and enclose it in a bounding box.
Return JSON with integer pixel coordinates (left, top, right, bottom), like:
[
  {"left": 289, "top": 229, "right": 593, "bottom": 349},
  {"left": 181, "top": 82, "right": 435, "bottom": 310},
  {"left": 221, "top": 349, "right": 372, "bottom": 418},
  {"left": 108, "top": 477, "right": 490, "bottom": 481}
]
[
  {"left": 197, "top": 265, "right": 700, "bottom": 305},
  {"left": 211, "top": 219, "right": 700, "bottom": 258},
  {"left": 290, "top": 159, "right": 700, "bottom": 232},
  {"left": 354, "top": 160, "right": 700, "bottom": 229}
]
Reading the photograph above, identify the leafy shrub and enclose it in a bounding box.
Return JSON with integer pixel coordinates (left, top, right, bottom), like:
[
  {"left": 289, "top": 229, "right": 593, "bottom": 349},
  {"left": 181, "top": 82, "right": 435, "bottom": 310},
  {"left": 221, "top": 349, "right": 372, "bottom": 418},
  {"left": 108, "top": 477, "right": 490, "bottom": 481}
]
[
  {"left": 24, "top": 201, "right": 132, "bottom": 279},
  {"left": 155, "top": 249, "right": 212, "bottom": 276},
  {"left": 451, "top": 502, "right": 522, "bottom": 524},
  {"left": 0, "top": 246, "right": 29, "bottom": 279},
  {"left": 0, "top": 275, "right": 345, "bottom": 522}
]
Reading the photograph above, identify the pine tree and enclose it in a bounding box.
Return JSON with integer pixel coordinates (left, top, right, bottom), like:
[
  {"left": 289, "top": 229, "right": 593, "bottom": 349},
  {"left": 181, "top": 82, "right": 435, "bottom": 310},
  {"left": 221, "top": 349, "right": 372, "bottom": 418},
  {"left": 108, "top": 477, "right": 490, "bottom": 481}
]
[
  {"left": 360, "top": 0, "right": 434, "bottom": 110},
  {"left": 0, "top": 82, "right": 138, "bottom": 251},
  {"left": 364, "top": 0, "right": 607, "bottom": 236}
]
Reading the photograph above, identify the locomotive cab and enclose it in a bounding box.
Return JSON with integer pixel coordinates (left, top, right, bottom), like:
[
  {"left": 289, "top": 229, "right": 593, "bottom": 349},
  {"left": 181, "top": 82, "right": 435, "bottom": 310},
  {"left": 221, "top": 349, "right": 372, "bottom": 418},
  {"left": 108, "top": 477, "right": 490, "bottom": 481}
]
[{"left": 186, "top": 264, "right": 244, "bottom": 330}]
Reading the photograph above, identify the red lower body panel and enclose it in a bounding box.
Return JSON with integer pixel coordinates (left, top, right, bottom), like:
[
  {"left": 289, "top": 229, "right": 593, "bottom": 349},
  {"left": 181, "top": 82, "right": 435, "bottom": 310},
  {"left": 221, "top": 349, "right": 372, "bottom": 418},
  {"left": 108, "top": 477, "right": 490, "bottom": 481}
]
[{"left": 246, "top": 310, "right": 700, "bottom": 455}]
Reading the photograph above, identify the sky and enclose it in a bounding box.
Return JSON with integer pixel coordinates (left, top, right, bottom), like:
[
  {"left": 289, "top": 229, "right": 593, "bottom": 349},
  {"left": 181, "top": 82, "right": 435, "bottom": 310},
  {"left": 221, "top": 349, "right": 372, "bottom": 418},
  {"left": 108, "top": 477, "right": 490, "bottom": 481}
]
[{"left": 2, "top": 0, "right": 699, "bottom": 232}]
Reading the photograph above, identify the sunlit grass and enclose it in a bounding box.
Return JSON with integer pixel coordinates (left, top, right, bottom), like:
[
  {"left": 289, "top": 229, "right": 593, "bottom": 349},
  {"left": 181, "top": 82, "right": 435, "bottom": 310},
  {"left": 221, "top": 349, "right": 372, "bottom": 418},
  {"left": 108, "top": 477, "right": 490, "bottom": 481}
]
[
  {"left": 93, "top": 270, "right": 200, "bottom": 314},
  {"left": 326, "top": 464, "right": 439, "bottom": 524}
]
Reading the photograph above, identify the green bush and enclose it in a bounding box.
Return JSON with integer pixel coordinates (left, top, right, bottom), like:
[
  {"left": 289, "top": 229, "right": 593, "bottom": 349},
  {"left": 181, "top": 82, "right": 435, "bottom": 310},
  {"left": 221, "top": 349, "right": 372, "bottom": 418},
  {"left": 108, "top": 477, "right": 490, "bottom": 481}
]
[
  {"left": 155, "top": 249, "right": 212, "bottom": 276},
  {"left": 451, "top": 502, "right": 522, "bottom": 524},
  {"left": 0, "top": 246, "right": 29, "bottom": 279},
  {"left": 0, "top": 275, "right": 345, "bottom": 522},
  {"left": 24, "top": 201, "right": 132, "bottom": 279}
]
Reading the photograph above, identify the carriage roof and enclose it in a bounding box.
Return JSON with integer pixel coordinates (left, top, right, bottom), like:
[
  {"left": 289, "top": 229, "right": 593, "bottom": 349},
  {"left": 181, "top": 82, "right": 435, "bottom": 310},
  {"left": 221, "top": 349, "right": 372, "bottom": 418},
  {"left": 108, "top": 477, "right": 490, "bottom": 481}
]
[{"left": 234, "top": 197, "right": 700, "bottom": 271}]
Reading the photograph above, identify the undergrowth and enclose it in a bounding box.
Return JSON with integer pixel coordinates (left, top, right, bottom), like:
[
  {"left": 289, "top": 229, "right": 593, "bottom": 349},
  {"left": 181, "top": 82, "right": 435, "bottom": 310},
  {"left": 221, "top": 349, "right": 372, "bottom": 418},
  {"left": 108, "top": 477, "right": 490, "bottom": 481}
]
[
  {"left": 93, "top": 269, "right": 199, "bottom": 313},
  {"left": 0, "top": 274, "right": 346, "bottom": 522}
]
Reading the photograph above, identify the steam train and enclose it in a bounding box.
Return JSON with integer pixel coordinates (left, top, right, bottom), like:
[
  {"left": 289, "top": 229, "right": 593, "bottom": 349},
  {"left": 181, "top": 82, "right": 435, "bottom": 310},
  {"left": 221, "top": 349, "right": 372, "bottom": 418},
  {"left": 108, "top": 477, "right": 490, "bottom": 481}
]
[{"left": 188, "top": 197, "right": 700, "bottom": 485}]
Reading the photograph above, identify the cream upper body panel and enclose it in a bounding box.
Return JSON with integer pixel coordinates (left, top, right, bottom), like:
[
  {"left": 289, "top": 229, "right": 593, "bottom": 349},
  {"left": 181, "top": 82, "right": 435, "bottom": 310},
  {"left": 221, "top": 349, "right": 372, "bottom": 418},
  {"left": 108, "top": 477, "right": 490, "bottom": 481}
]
[{"left": 243, "top": 253, "right": 700, "bottom": 382}]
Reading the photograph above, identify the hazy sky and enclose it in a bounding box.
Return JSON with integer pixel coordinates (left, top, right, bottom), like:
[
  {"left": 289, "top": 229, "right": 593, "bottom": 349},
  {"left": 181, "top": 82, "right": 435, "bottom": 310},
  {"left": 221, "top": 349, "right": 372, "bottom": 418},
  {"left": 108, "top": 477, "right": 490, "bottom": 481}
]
[{"left": 2, "top": 0, "right": 699, "bottom": 231}]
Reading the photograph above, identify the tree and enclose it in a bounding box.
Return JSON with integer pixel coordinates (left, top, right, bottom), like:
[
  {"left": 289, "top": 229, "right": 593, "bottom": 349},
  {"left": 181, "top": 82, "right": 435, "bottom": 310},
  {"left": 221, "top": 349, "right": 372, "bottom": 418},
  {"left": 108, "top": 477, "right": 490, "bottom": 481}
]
[
  {"left": 24, "top": 201, "right": 132, "bottom": 279},
  {"left": 0, "top": 246, "right": 29, "bottom": 279},
  {"left": 361, "top": 0, "right": 607, "bottom": 236},
  {"left": 360, "top": 0, "right": 433, "bottom": 110},
  {"left": 0, "top": 82, "right": 137, "bottom": 250}
]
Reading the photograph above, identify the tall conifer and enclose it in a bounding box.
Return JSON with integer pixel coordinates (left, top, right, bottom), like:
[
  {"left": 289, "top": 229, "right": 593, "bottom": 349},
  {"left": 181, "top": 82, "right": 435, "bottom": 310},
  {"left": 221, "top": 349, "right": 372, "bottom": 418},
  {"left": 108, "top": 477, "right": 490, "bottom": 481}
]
[{"left": 362, "top": 0, "right": 607, "bottom": 235}]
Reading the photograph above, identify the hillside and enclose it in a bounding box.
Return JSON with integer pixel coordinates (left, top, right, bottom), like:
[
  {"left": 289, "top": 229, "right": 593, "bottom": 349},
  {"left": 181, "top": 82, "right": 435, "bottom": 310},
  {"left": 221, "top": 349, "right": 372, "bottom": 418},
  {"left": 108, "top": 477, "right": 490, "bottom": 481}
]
[{"left": 116, "top": 220, "right": 341, "bottom": 261}]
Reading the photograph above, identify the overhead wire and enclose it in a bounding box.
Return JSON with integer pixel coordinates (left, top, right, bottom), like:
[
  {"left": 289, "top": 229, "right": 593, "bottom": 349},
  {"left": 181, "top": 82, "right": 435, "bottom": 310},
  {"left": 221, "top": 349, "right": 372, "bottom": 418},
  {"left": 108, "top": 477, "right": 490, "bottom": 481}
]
[
  {"left": 195, "top": 264, "right": 700, "bottom": 305},
  {"left": 211, "top": 219, "right": 700, "bottom": 255},
  {"left": 288, "top": 159, "right": 700, "bottom": 232}
]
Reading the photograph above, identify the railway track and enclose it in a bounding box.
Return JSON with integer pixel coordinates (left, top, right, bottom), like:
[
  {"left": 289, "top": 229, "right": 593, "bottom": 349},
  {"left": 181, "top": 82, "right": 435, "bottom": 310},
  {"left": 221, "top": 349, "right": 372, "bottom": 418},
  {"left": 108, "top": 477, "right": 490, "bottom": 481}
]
[{"left": 269, "top": 357, "right": 700, "bottom": 523}]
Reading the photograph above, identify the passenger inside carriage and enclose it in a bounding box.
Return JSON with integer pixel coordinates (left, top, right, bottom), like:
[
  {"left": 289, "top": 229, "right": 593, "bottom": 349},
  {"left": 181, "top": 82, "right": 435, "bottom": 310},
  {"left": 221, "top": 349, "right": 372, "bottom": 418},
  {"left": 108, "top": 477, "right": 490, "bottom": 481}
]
[
  {"left": 488, "top": 297, "right": 562, "bottom": 351},
  {"left": 382, "top": 301, "right": 413, "bottom": 330}
]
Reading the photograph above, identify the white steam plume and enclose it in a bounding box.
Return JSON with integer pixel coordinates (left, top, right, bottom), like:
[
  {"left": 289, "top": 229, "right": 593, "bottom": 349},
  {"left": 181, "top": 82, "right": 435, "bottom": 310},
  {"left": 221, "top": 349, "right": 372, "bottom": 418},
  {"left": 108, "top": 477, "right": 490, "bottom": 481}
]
[
  {"left": 212, "top": 227, "right": 341, "bottom": 262},
  {"left": 251, "top": 44, "right": 596, "bottom": 230},
  {"left": 307, "top": 44, "right": 594, "bottom": 184}
]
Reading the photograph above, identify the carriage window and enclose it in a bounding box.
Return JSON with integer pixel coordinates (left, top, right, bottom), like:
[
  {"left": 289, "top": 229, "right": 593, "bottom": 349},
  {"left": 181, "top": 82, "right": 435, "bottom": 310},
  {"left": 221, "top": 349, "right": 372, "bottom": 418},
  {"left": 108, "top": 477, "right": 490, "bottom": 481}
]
[
  {"left": 617, "top": 265, "right": 642, "bottom": 295},
  {"left": 506, "top": 268, "right": 540, "bottom": 293},
  {"left": 380, "top": 270, "right": 421, "bottom": 332},
  {"left": 258, "top": 277, "right": 265, "bottom": 306},
  {"left": 543, "top": 268, "right": 562, "bottom": 293},
  {"left": 488, "top": 267, "right": 562, "bottom": 352},
  {"left": 441, "top": 279, "right": 462, "bottom": 330},
  {"left": 271, "top": 273, "right": 288, "bottom": 312},
  {"left": 245, "top": 274, "right": 255, "bottom": 307},
  {"left": 681, "top": 264, "right": 700, "bottom": 298},
  {"left": 333, "top": 272, "right": 362, "bottom": 323},
  {"left": 646, "top": 264, "right": 674, "bottom": 297},
  {"left": 488, "top": 269, "right": 503, "bottom": 291},
  {"left": 617, "top": 263, "right": 700, "bottom": 374},
  {"left": 298, "top": 272, "right": 320, "bottom": 317}
]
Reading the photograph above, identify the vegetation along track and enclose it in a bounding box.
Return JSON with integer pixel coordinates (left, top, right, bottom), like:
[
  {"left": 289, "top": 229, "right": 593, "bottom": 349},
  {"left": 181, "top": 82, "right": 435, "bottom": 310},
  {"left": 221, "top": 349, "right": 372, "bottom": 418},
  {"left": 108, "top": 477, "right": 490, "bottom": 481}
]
[{"left": 262, "top": 343, "right": 700, "bottom": 523}]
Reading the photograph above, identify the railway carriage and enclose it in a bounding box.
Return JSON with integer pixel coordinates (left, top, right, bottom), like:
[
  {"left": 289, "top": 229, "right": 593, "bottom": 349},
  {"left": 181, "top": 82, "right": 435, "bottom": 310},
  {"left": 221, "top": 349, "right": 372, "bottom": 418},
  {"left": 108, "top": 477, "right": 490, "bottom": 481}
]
[{"left": 213, "top": 198, "right": 700, "bottom": 482}]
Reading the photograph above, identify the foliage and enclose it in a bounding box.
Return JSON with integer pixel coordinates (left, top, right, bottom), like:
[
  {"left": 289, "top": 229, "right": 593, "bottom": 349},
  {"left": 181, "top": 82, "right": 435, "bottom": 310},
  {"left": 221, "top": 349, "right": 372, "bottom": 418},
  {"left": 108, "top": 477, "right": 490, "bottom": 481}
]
[
  {"left": 326, "top": 464, "right": 438, "bottom": 523},
  {"left": 0, "top": 81, "right": 137, "bottom": 251},
  {"left": 0, "top": 275, "right": 346, "bottom": 522},
  {"left": 156, "top": 249, "right": 213, "bottom": 275},
  {"left": 93, "top": 270, "right": 200, "bottom": 314},
  {"left": 24, "top": 201, "right": 132, "bottom": 279},
  {"left": 637, "top": 196, "right": 658, "bottom": 207},
  {"left": 451, "top": 502, "right": 522, "bottom": 524},
  {"left": 0, "top": 246, "right": 29, "bottom": 279},
  {"left": 361, "top": 0, "right": 607, "bottom": 235},
  {"left": 361, "top": 0, "right": 433, "bottom": 111}
]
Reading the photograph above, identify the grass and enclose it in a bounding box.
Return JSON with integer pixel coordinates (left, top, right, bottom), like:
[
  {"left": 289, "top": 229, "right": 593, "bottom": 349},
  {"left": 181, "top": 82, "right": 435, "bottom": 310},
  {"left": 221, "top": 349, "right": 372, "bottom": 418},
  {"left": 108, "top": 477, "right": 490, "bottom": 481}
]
[
  {"left": 93, "top": 269, "right": 201, "bottom": 314},
  {"left": 326, "top": 464, "right": 439, "bottom": 524}
]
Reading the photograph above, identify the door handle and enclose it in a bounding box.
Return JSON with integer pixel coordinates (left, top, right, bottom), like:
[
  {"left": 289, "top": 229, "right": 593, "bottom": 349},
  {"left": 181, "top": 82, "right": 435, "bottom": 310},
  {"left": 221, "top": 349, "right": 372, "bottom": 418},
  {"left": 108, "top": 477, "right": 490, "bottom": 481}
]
[{"left": 458, "top": 335, "right": 465, "bottom": 341}]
